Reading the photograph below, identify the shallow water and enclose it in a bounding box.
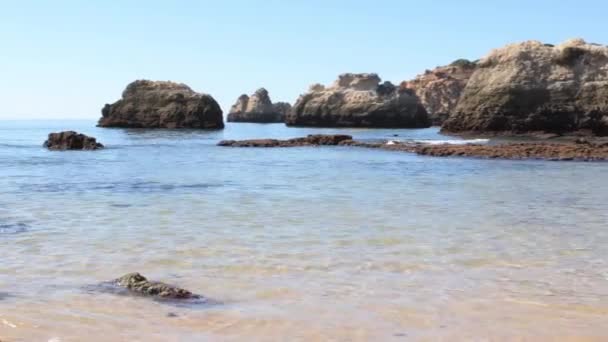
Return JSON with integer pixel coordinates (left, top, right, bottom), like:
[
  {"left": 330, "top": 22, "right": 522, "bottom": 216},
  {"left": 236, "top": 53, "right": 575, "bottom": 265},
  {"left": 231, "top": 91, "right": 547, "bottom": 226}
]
[{"left": 1, "top": 120, "right": 607, "bottom": 341}]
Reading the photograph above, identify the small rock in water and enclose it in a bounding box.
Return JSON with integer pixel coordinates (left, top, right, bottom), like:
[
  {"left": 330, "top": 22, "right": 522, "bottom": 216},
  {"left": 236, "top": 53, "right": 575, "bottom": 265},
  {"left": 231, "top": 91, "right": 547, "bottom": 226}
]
[
  {"left": 44, "top": 131, "right": 104, "bottom": 150},
  {"left": 166, "top": 312, "right": 179, "bottom": 318},
  {"left": 114, "top": 272, "right": 199, "bottom": 300}
]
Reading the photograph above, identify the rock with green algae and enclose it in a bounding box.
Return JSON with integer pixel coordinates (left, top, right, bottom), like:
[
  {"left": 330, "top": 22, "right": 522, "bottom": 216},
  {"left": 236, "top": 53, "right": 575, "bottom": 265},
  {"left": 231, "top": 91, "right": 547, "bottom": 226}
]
[{"left": 115, "top": 272, "right": 198, "bottom": 299}]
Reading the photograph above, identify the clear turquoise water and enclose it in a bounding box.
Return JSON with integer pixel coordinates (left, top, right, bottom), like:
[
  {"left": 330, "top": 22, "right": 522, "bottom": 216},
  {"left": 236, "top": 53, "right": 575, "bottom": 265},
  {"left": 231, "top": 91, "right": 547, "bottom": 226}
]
[{"left": 1, "top": 121, "right": 608, "bottom": 341}]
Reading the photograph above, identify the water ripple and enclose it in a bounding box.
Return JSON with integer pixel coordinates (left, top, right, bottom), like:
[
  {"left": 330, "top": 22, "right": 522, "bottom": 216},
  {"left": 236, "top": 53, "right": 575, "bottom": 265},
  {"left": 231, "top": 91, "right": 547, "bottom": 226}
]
[{"left": 17, "top": 181, "right": 232, "bottom": 194}]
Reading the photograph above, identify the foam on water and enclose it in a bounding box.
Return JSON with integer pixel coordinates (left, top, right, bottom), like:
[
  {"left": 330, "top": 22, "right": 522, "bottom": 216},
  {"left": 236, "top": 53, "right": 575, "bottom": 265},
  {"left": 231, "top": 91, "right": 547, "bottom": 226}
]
[{"left": 389, "top": 138, "right": 490, "bottom": 145}]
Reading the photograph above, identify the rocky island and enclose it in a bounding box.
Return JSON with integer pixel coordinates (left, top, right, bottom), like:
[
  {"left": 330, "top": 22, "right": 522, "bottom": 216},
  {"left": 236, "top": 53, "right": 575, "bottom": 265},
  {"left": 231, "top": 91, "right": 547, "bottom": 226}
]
[
  {"left": 442, "top": 39, "right": 608, "bottom": 136},
  {"left": 286, "top": 73, "right": 430, "bottom": 128},
  {"left": 98, "top": 80, "right": 224, "bottom": 129},
  {"left": 44, "top": 131, "right": 104, "bottom": 150},
  {"left": 227, "top": 88, "right": 291, "bottom": 123},
  {"left": 401, "top": 59, "right": 476, "bottom": 125}
]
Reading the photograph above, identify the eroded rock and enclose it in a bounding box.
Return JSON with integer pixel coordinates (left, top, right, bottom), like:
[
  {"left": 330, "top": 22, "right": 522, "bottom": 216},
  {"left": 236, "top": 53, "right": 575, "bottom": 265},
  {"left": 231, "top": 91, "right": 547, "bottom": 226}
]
[
  {"left": 44, "top": 131, "right": 104, "bottom": 150},
  {"left": 286, "top": 73, "right": 430, "bottom": 128},
  {"left": 227, "top": 88, "right": 289, "bottom": 123},
  {"left": 401, "top": 59, "right": 476, "bottom": 125},
  {"left": 442, "top": 39, "right": 608, "bottom": 136},
  {"left": 99, "top": 80, "right": 224, "bottom": 129}
]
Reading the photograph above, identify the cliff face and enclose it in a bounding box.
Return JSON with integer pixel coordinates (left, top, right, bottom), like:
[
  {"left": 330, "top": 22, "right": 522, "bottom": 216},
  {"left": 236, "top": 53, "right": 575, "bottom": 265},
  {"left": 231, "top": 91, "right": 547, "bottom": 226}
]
[
  {"left": 442, "top": 39, "right": 608, "bottom": 136},
  {"left": 99, "top": 80, "right": 224, "bottom": 129},
  {"left": 287, "top": 73, "right": 430, "bottom": 128},
  {"left": 401, "top": 59, "right": 476, "bottom": 125},
  {"left": 227, "top": 88, "right": 288, "bottom": 123}
]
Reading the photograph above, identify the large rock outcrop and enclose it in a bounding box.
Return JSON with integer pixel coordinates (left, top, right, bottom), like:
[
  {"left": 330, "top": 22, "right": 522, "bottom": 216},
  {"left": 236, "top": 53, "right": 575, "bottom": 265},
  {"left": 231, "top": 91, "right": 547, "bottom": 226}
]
[
  {"left": 286, "top": 73, "right": 430, "bottom": 128},
  {"left": 401, "top": 59, "right": 476, "bottom": 125},
  {"left": 442, "top": 39, "right": 608, "bottom": 136},
  {"left": 227, "top": 88, "right": 290, "bottom": 123},
  {"left": 98, "top": 80, "right": 224, "bottom": 129},
  {"left": 44, "top": 131, "right": 104, "bottom": 150}
]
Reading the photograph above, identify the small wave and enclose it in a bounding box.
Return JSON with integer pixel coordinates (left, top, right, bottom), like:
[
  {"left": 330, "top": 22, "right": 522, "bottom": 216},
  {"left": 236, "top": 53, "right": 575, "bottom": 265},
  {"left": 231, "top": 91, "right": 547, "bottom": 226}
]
[
  {"left": 18, "top": 181, "right": 228, "bottom": 194},
  {"left": 0, "top": 222, "right": 29, "bottom": 235},
  {"left": 389, "top": 138, "right": 489, "bottom": 145},
  {"left": 0, "top": 143, "right": 39, "bottom": 149}
]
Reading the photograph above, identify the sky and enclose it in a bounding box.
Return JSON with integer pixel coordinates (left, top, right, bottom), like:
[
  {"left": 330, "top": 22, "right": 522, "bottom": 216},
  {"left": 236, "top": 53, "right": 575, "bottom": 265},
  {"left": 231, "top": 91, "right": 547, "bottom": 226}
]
[{"left": 0, "top": 0, "right": 606, "bottom": 120}]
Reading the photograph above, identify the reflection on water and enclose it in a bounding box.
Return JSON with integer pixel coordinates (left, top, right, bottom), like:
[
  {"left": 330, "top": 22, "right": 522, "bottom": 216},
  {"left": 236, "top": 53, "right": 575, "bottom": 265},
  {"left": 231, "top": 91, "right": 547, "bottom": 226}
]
[{"left": 1, "top": 121, "right": 608, "bottom": 341}]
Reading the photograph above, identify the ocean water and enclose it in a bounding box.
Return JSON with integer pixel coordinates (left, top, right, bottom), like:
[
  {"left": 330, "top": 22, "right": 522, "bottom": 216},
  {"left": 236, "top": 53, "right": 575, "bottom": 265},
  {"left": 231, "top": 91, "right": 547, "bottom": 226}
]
[{"left": 1, "top": 120, "right": 607, "bottom": 341}]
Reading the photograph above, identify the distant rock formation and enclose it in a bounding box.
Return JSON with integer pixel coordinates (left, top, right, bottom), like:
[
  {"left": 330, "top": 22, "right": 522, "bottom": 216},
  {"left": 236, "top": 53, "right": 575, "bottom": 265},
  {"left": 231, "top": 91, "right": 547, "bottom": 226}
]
[
  {"left": 272, "top": 102, "right": 292, "bottom": 119},
  {"left": 442, "top": 39, "right": 608, "bottom": 136},
  {"left": 227, "top": 88, "right": 290, "bottom": 123},
  {"left": 286, "top": 73, "right": 430, "bottom": 128},
  {"left": 44, "top": 131, "right": 104, "bottom": 150},
  {"left": 218, "top": 134, "right": 353, "bottom": 147},
  {"left": 98, "top": 80, "right": 224, "bottom": 129},
  {"left": 401, "top": 59, "right": 476, "bottom": 125}
]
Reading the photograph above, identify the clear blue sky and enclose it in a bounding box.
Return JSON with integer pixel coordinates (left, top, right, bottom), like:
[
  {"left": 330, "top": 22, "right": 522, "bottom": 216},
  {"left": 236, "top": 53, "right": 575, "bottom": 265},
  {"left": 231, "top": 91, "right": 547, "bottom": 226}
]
[{"left": 0, "top": 0, "right": 606, "bottom": 119}]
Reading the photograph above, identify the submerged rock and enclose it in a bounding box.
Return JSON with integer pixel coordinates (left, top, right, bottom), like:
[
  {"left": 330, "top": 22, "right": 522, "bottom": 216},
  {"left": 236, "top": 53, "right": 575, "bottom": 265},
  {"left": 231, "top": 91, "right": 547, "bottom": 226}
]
[
  {"left": 286, "top": 73, "right": 430, "bottom": 128},
  {"left": 401, "top": 59, "right": 477, "bottom": 125},
  {"left": 44, "top": 131, "right": 104, "bottom": 150},
  {"left": 412, "top": 141, "right": 608, "bottom": 161},
  {"left": 442, "top": 39, "right": 608, "bottom": 136},
  {"left": 218, "top": 134, "right": 353, "bottom": 147},
  {"left": 99, "top": 80, "right": 224, "bottom": 129},
  {"left": 227, "top": 88, "right": 290, "bottom": 123},
  {"left": 114, "top": 273, "right": 198, "bottom": 299},
  {"left": 220, "top": 135, "right": 608, "bottom": 161}
]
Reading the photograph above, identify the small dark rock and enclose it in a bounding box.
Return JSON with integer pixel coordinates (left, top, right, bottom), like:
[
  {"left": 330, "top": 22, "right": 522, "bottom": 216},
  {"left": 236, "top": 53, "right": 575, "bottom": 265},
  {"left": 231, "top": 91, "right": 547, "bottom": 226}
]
[
  {"left": 44, "top": 131, "right": 103, "bottom": 150},
  {"left": 115, "top": 273, "right": 197, "bottom": 299}
]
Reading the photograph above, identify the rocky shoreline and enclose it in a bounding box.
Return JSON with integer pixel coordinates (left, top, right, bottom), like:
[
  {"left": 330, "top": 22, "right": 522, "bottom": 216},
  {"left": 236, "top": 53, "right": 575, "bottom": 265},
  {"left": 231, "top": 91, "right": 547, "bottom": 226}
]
[{"left": 218, "top": 134, "right": 608, "bottom": 161}]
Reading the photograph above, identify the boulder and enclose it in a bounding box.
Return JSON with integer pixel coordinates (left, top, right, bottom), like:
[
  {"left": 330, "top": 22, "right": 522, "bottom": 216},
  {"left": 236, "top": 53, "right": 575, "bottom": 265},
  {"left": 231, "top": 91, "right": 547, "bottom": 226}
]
[
  {"left": 286, "top": 73, "right": 430, "bottom": 128},
  {"left": 227, "top": 88, "right": 289, "bottom": 123},
  {"left": 44, "top": 131, "right": 103, "bottom": 150},
  {"left": 401, "top": 59, "right": 476, "bottom": 125},
  {"left": 98, "top": 80, "right": 224, "bottom": 129},
  {"left": 442, "top": 39, "right": 608, "bottom": 136}
]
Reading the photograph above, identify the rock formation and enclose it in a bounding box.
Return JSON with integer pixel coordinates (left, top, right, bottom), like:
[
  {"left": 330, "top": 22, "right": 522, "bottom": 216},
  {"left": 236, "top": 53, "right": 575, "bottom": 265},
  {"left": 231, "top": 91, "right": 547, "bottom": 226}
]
[
  {"left": 286, "top": 73, "right": 430, "bottom": 128},
  {"left": 218, "top": 134, "right": 353, "bottom": 147},
  {"left": 220, "top": 134, "right": 608, "bottom": 161},
  {"left": 401, "top": 59, "right": 476, "bottom": 125},
  {"left": 114, "top": 273, "right": 199, "bottom": 299},
  {"left": 44, "top": 131, "right": 104, "bottom": 150},
  {"left": 98, "top": 80, "right": 224, "bottom": 129},
  {"left": 227, "top": 88, "right": 290, "bottom": 123},
  {"left": 442, "top": 39, "right": 608, "bottom": 136},
  {"left": 272, "top": 102, "right": 292, "bottom": 119}
]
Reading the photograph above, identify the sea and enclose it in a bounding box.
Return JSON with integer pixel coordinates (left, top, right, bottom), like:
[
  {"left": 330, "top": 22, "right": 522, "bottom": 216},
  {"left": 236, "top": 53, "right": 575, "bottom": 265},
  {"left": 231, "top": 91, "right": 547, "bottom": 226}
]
[{"left": 1, "top": 120, "right": 607, "bottom": 341}]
